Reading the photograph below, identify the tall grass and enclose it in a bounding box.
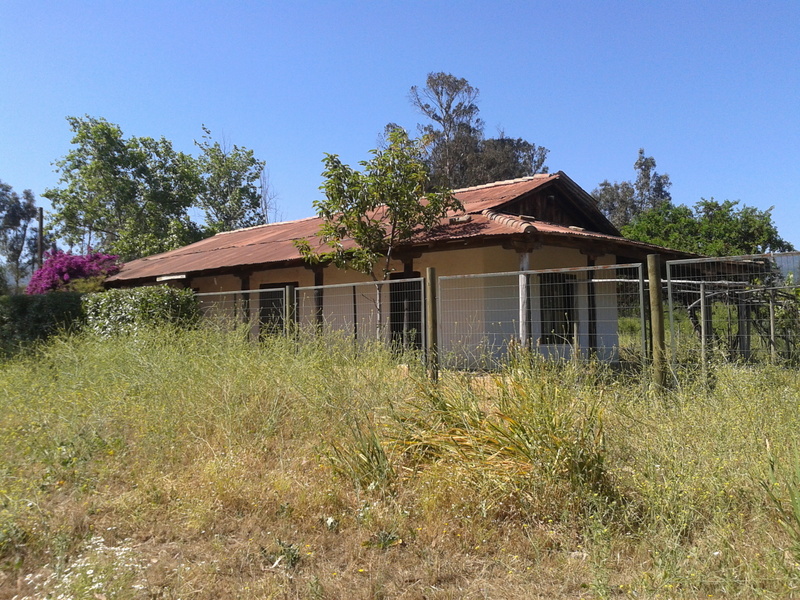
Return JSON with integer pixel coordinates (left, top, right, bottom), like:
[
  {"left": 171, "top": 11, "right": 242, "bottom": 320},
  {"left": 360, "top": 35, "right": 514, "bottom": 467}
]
[{"left": 1, "top": 326, "right": 799, "bottom": 598}]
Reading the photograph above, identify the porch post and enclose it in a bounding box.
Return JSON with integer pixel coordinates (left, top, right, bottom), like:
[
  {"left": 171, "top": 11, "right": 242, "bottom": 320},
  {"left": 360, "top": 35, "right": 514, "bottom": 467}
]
[
  {"left": 518, "top": 252, "right": 530, "bottom": 348},
  {"left": 239, "top": 273, "right": 251, "bottom": 325},
  {"left": 314, "top": 267, "right": 324, "bottom": 330},
  {"left": 425, "top": 267, "right": 439, "bottom": 381}
]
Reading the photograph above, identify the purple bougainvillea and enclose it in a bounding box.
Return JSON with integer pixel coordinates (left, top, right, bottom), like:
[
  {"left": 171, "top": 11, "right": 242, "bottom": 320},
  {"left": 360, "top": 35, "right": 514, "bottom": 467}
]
[{"left": 26, "top": 250, "right": 121, "bottom": 294}]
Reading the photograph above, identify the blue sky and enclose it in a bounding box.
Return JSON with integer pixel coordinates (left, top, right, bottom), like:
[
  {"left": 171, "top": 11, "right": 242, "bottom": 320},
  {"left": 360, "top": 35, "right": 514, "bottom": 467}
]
[{"left": 1, "top": 1, "right": 798, "bottom": 247}]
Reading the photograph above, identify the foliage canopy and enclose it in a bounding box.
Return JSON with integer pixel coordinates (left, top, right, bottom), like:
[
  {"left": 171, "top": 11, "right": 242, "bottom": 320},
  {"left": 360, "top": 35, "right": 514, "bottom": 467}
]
[
  {"left": 592, "top": 148, "right": 672, "bottom": 229},
  {"left": 43, "top": 116, "right": 272, "bottom": 261},
  {"left": 0, "top": 180, "right": 40, "bottom": 293},
  {"left": 296, "top": 129, "right": 462, "bottom": 279},
  {"left": 623, "top": 198, "right": 795, "bottom": 256},
  {"left": 410, "top": 72, "right": 549, "bottom": 190},
  {"left": 194, "top": 126, "right": 271, "bottom": 234}
]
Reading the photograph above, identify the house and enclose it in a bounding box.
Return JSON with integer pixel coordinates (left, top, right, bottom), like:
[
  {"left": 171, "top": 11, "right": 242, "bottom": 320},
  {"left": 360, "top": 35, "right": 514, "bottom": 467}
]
[{"left": 107, "top": 172, "right": 691, "bottom": 363}]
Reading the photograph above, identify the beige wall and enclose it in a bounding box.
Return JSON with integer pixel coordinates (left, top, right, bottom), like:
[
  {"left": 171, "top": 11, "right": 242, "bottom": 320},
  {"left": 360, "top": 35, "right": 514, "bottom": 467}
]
[
  {"left": 188, "top": 243, "right": 614, "bottom": 294},
  {"left": 189, "top": 243, "right": 630, "bottom": 366},
  {"left": 250, "top": 266, "right": 316, "bottom": 288},
  {"left": 190, "top": 273, "right": 241, "bottom": 293}
]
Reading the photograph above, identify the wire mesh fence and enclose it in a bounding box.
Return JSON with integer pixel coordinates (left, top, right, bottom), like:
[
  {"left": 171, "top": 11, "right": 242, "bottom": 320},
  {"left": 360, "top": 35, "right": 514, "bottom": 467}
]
[
  {"left": 295, "top": 278, "right": 425, "bottom": 350},
  {"left": 192, "top": 253, "right": 799, "bottom": 371},
  {"left": 196, "top": 266, "right": 645, "bottom": 369},
  {"left": 666, "top": 252, "right": 800, "bottom": 365},
  {"left": 437, "top": 264, "right": 646, "bottom": 369},
  {"left": 196, "top": 288, "right": 289, "bottom": 338},
  {"left": 197, "top": 279, "right": 426, "bottom": 351}
]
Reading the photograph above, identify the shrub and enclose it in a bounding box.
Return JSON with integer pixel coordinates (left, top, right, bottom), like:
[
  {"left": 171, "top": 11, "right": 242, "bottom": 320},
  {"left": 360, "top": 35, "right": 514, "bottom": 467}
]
[
  {"left": 0, "top": 292, "right": 84, "bottom": 357},
  {"left": 83, "top": 286, "right": 199, "bottom": 336},
  {"left": 26, "top": 250, "right": 120, "bottom": 295}
]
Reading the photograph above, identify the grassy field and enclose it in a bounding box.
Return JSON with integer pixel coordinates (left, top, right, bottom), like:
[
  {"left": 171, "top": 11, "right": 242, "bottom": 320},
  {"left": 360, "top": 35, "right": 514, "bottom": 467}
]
[{"left": 1, "top": 326, "right": 800, "bottom": 599}]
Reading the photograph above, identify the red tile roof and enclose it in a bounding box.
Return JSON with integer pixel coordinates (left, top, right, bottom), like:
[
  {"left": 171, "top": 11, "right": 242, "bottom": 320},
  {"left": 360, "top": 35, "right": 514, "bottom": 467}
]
[
  {"left": 454, "top": 174, "right": 554, "bottom": 213},
  {"left": 107, "top": 173, "right": 686, "bottom": 285}
]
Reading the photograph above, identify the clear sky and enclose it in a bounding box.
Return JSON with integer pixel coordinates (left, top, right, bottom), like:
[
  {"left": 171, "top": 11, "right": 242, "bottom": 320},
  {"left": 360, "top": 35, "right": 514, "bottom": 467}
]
[{"left": 1, "top": 1, "right": 798, "bottom": 247}]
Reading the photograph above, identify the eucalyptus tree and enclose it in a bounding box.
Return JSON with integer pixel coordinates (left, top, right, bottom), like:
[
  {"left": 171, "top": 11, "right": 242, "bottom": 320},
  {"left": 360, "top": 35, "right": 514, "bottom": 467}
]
[
  {"left": 593, "top": 148, "right": 672, "bottom": 228},
  {"left": 0, "top": 181, "right": 38, "bottom": 292},
  {"left": 409, "top": 72, "right": 549, "bottom": 189}
]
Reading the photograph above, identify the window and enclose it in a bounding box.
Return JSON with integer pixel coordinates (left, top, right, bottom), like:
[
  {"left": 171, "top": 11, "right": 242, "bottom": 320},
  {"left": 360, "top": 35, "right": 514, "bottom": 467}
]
[{"left": 540, "top": 273, "right": 576, "bottom": 344}]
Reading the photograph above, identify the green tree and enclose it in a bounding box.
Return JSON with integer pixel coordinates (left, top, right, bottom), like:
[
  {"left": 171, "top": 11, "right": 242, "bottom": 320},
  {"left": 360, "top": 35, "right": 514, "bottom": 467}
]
[
  {"left": 194, "top": 126, "right": 272, "bottom": 233},
  {"left": 593, "top": 148, "right": 672, "bottom": 228},
  {"left": 410, "top": 72, "right": 483, "bottom": 189},
  {"left": 623, "top": 198, "right": 794, "bottom": 256},
  {"left": 0, "top": 181, "right": 38, "bottom": 293},
  {"left": 296, "top": 129, "right": 462, "bottom": 279},
  {"left": 45, "top": 117, "right": 275, "bottom": 260},
  {"left": 473, "top": 134, "right": 549, "bottom": 184},
  {"left": 44, "top": 116, "right": 203, "bottom": 260},
  {"left": 410, "top": 72, "right": 548, "bottom": 189}
]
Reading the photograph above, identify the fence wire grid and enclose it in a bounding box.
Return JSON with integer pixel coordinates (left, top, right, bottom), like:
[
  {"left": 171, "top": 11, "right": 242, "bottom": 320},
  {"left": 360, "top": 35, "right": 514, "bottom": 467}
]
[
  {"left": 195, "top": 265, "right": 645, "bottom": 369},
  {"left": 197, "top": 278, "right": 426, "bottom": 351},
  {"left": 193, "top": 252, "right": 799, "bottom": 370},
  {"left": 666, "top": 252, "right": 800, "bottom": 364},
  {"left": 437, "top": 264, "right": 645, "bottom": 369}
]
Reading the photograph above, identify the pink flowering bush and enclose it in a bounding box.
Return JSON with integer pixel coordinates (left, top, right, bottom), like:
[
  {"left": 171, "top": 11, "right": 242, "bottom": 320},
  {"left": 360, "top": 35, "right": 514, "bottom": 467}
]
[{"left": 26, "top": 250, "right": 121, "bottom": 295}]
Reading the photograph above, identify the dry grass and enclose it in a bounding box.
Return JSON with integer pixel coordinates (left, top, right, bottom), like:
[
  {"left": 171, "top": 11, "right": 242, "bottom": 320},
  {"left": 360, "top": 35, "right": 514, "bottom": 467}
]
[{"left": 1, "top": 326, "right": 800, "bottom": 599}]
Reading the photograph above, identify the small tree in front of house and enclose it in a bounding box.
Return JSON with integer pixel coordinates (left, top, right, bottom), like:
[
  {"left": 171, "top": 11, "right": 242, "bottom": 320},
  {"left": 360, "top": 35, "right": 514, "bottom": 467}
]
[{"left": 295, "top": 128, "right": 462, "bottom": 280}]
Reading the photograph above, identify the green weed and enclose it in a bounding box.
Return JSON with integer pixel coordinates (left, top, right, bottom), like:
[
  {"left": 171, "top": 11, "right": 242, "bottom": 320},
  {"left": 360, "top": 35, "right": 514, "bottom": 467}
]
[{"left": 0, "top": 325, "right": 799, "bottom": 598}]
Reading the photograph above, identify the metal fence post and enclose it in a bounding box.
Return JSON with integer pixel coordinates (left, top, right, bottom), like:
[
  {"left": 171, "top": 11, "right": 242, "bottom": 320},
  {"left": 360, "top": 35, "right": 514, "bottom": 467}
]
[
  {"left": 425, "top": 267, "right": 439, "bottom": 381},
  {"left": 647, "top": 254, "right": 666, "bottom": 388}
]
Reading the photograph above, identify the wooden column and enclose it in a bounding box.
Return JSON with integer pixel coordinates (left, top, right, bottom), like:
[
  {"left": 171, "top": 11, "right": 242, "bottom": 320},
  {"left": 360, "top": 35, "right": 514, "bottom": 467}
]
[
  {"left": 314, "top": 267, "right": 324, "bottom": 330},
  {"left": 518, "top": 252, "right": 530, "bottom": 348},
  {"left": 239, "top": 273, "right": 251, "bottom": 324},
  {"left": 425, "top": 267, "right": 439, "bottom": 381},
  {"left": 647, "top": 255, "right": 666, "bottom": 389}
]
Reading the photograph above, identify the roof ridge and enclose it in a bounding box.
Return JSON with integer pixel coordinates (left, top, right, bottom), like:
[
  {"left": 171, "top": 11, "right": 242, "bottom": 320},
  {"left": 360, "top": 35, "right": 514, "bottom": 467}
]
[
  {"left": 452, "top": 173, "right": 553, "bottom": 194},
  {"left": 481, "top": 209, "right": 537, "bottom": 234},
  {"left": 216, "top": 214, "right": 319, "bottom": 236}
]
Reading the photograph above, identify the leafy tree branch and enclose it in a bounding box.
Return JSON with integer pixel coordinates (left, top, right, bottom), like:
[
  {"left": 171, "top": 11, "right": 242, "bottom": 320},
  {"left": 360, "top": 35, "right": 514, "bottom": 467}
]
[{"left": 296, "top": 129, "right": 462, "bottom": 280}]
